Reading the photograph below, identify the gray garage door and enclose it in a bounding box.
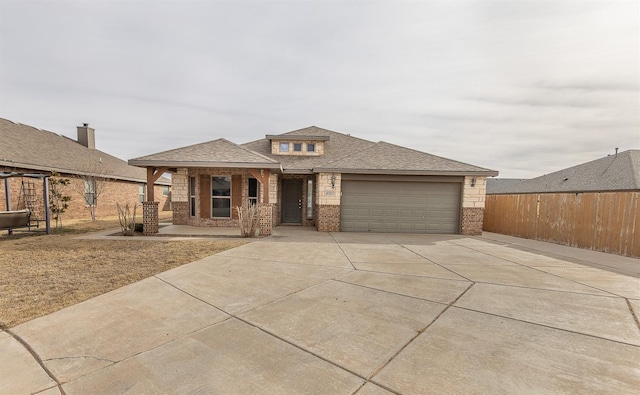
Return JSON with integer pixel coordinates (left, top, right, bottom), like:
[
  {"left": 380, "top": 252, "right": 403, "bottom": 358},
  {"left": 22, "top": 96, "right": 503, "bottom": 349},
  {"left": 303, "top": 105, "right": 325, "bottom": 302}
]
[{"left": 341, "top": 181, "right": 461, "bottom": 233}]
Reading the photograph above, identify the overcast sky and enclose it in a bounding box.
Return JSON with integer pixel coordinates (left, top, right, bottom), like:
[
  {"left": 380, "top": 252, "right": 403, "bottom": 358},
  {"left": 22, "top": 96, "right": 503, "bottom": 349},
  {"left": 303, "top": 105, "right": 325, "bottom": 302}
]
[{"left": 1, "top": 0, "right": 638, "bottom": 178}]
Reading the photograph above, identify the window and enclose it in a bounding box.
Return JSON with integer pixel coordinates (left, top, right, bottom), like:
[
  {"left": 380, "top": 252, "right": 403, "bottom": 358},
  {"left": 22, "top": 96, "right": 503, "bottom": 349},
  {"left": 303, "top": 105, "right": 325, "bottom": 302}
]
[
  {"left": 139, "top": 184, "right": 145, "bottom": 203},
  {"left": 248, "top": 178, "right": 258, "bottom": 206},
  {"left": 293, "top": 143, "right": 302, "bottom": 152},
  {"left": 212, "top": 176, "right": 231, "bottom": 217},
  {"left": 307, "top": 143, "right": 315, "bottom": 152},
  {"left": 307, "top": 179, "right": 313, "bottom": 219},
  {"left": 189, "top": 176, "right": 196, "bottom": 217},
  {"left": 279, "top": 142, "right": 289, "bottom": 152},
  {"left": 84, "top": 177, "right": 96, "bottom": 206},
  {"left": 162, "top": 185, "right": 169, "bottom": 196}
]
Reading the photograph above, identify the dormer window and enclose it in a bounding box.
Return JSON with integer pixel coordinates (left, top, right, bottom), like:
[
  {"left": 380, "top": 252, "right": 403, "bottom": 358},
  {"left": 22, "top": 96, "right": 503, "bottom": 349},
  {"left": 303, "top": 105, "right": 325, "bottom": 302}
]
[{"left": 268, "top": 134, "right": 329, "bottom": 156}]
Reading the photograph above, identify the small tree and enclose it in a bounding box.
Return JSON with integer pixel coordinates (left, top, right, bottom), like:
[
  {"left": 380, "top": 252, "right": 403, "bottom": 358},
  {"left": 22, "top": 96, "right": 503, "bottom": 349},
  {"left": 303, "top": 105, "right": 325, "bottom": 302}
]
[
  {"left": 72, "top": 162, "right": 113, "bottom": 221},
  {"left": 116, "top": 202, "right": 138, "bottom": 236},
  {"left": 235, "top": 204, "right": 259, "bottom": 237},
  {"left": 49, "top": 171, "right": 72, "bottom": 228}
]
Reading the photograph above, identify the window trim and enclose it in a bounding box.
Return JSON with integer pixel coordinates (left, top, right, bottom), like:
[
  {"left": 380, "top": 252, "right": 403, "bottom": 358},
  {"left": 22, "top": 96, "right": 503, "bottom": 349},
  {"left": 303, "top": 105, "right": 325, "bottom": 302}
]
[
  {"left": 307, "top": 143, "right": 316, "bottom": 152},
  {"left": 139, "top": 183, "right": 145, "bottom": 203},
  {"left": 84, "top": 177, "right": 97, "bottom": 207},
  {"left": 279, "top": 142, "right": 289, "bottom": 152},
  {"left": 293, "top": 143, "right": 302, "bottom": 152},
  {"left": 211, "top": 176, "right": 232, "bottom": 218}
]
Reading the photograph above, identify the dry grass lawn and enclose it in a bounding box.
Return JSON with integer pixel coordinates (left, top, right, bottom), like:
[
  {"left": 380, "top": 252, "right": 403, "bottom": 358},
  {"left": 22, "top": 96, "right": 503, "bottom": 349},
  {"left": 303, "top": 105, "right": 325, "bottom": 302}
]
[{"left": 0, "top": 214, "right": 247, "bottom": 328}]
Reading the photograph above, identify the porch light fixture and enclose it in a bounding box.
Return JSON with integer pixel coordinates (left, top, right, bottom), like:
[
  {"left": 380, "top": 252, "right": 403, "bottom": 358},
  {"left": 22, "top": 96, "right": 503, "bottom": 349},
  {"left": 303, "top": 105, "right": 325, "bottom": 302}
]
[
  {"left": 471, "top": 177, "right": 477, "bottom": 187},
  {"left": 331, "top": 174, "right": 336, "bottom": 189}
]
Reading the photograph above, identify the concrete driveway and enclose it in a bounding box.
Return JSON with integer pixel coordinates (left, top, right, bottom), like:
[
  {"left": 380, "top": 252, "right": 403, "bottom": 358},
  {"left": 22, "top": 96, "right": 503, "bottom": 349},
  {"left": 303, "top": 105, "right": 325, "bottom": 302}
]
[{"left": 3, "top": 228, "right": 640, "bottom": 394}]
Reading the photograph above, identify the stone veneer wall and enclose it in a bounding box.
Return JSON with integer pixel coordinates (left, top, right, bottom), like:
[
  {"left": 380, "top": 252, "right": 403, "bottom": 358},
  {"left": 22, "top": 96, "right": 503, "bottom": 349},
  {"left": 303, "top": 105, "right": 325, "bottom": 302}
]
[
  {"left": 172, "top": 168, "right": 189, "bottom": 225},
  {"left": 460, "top": 176, "right": 487, "bottom": 235},
  {"left": 316, "top": 172, "right": 341, "bottom": 231}
]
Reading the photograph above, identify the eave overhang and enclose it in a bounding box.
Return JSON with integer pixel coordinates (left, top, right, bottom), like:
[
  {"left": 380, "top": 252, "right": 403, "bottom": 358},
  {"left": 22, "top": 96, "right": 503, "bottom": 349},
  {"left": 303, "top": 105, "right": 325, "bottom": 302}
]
[
  {"left": 128, "top": 159, "right": 283, "bottom": 170},
  {"left": 312, "top": 168, "right": 499, "bottom": 177}
]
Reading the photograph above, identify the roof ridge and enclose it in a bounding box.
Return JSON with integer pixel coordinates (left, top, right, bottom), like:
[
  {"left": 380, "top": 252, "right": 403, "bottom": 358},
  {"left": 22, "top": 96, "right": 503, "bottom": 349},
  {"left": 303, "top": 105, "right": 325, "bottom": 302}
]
[
  {"left": 130, "top": 138, "right": 228, "bottom": 160},
  {"left": 279, "top": 126, "right": 375, "bottom": 144}
]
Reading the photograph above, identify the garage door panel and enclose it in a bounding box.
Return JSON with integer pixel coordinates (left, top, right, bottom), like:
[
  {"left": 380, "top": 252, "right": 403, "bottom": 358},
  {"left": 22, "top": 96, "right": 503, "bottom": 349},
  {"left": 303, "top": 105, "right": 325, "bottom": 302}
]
[{"left": 341, "top": 180, "right": 460, "bottom": 234}]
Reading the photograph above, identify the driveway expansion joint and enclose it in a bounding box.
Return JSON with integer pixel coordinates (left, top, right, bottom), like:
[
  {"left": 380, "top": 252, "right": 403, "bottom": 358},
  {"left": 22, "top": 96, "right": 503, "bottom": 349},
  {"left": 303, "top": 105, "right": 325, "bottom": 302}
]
[
  {"left": 1, "top": 328, "right": 66, "bottom": 394},
  {"left": 367, "top": 281, "right": 476, "bottom": 381},
  {"left": 626, "top": 299, "right": 640, "bottom": 332}
]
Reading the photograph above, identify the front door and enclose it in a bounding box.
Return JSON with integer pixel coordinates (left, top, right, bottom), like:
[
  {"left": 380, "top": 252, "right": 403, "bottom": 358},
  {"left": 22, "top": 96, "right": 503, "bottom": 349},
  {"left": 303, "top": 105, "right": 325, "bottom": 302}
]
[{"left": 281, "top": 179, "right": 302, "bottom": 223}]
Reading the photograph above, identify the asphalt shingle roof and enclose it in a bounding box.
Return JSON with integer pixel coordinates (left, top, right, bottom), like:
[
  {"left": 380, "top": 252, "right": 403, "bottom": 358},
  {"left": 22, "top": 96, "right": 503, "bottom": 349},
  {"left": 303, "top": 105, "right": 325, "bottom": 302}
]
[
  {"left": 315, "top": 141, "right": 497, "bottom": 175},
  {"left": 0, "top": 118, "right": 169, "bottom": 184},
  {"left": 489, "top": 150, "right": 640, "bottom": 194},
  {"left": 243, "top": 126, "right": 497, "bottom": 175},
  {"left": 129, "top": 138, "right": 280, "bottom": 168},
  {"left": 129, "top": 125, "right": 498, "bottom": 176},
  {"left": 486, "top": 178, "right": 528, "bottom": 194}
]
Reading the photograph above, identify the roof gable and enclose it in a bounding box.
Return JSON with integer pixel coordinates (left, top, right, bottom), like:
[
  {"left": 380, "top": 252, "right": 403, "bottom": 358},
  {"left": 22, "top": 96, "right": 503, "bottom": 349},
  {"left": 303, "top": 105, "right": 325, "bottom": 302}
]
[
  {"left": 0, "top": 118, "right": 167, "bottom": 184},
  {"left": 241, "top": 126, "right": 377, "bottom": 172},
  {"left": 490, "top": 150, "right": 640, "bottom": 194},
  {"left": 129, "top": 138, "right": 280, "bottom": 168}
]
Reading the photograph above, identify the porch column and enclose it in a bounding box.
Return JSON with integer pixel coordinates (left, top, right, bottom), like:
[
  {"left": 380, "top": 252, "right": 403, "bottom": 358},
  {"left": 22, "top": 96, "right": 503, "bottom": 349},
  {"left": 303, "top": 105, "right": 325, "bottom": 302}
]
[{"left": 143, "top": 167, "right": 167, "bottom": 235}]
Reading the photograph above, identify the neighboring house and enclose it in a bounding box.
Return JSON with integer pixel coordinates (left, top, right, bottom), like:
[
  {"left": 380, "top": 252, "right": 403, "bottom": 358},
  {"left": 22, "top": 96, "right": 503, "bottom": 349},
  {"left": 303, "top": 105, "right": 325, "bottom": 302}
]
[
  {"left": 130, "top": 126, "right": 498, "bottom": 235},
  {"left": 486, "top": 178, "right": 527, "bottom": 194},
  {"left": 484, "top": 150, "right": 640, "bottom": 258},
  {"left": 0, "top": 118, "right": 171, "bottom": 223}
]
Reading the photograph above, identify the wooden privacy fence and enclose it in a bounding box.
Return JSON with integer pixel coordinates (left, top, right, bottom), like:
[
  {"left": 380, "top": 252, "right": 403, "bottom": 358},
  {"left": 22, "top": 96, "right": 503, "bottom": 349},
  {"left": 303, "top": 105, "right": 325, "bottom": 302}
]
[{"left": 484, "top": 192, "right": 640, "bottom": 258}]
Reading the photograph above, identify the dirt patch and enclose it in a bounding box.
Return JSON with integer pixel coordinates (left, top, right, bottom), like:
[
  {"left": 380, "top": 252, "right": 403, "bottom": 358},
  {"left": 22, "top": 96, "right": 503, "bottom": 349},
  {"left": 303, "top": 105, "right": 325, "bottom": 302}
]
[{"left": 0, "top": 215, "right": 247, "bottom": 328}]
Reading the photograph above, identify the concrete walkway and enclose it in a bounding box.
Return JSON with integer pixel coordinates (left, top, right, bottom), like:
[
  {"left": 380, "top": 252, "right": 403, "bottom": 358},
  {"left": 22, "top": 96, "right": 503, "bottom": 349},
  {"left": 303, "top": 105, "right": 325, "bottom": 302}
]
[{"left": 3, "top": 228, "right": 640, "bottom": 394}]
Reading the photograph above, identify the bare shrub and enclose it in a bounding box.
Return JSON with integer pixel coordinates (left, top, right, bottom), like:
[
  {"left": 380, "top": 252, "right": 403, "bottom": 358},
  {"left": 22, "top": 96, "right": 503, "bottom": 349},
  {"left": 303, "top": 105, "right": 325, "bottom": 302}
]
[
  {"left": 235, "top": 204, "right": 259, "bottom": 237},
  {"left": 116, "top": 203, "right": 138, "bottom": 236}
]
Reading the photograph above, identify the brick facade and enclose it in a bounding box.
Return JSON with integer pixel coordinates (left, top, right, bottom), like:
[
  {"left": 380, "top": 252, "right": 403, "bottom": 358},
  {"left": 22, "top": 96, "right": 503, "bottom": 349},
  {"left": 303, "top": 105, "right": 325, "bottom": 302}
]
[
  {"left": 0, "top": 167, "right": 170, "bottom": 223},
  {"left": 460, "top": 207, "right": 484, "bottom": 235},
  {"left": 172, "top": 202, "right": 189, "bottom": 225},
  {"left": 259, "top": 203, "right": 274, "bottom": 236},
  {"left": 317, "top": 204, "right": 340, "bottom": 232},
  {"left": 143, "top": 201, "right": 159, "bottom": 234},
  {"left": 173, "top": 167, "right": 277, "bottom": 231}
]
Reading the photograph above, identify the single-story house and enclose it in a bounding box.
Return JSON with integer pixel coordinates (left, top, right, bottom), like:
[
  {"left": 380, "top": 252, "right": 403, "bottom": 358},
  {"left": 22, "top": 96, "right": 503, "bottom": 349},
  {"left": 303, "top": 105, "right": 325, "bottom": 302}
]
[
  {"left": 0, "top": 118, "right": 171, "bottom": 224},
  {"left": 484, "top": 149, "right": 640, "bottom": 258},
  {"left": 130, "top": 126, "right": 497, "bottom": 235}
]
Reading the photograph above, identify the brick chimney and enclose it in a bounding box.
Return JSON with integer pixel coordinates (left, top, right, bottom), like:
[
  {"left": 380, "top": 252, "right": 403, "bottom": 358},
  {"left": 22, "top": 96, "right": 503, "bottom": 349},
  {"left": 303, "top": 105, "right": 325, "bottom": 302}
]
[{"left": 77, "top": 123, "right": 95, "bottom": 149}]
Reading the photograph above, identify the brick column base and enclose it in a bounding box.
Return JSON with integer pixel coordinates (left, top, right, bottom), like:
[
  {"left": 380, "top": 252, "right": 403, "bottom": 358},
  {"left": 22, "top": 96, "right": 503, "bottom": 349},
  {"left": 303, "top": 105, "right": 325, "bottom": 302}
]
[
  {"left": 172, "top": 202, "right": 189, "bottom": 225},
  {"left": 259, "top": 203, "right": 274, "bottom": 236},
  {"left": 461, "top": 207, "right": 484, "bottom": 235},
  {"left": 317, "top": 204, "right": 340, "bottom": 232},
  {"left": 143, "top": 201, "right": 159, "bottom": 235}
]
